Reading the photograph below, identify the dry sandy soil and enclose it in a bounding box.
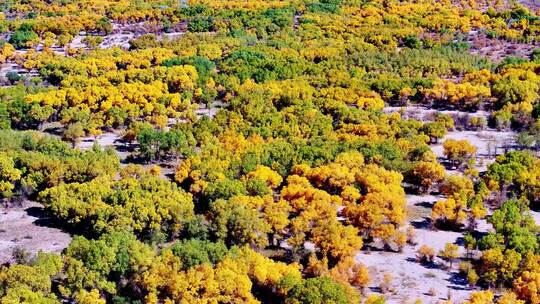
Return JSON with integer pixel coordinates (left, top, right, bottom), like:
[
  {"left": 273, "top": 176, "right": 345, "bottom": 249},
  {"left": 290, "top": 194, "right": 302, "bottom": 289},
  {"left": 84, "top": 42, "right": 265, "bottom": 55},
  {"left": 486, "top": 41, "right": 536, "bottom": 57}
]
[
  {"left": 358, "top": 108, "right": 520, "bottom": 303},
  {"left": 384, "top": 105, "right": 490, "bottom": 121},
  {"left": 357, "top": 192, "right": 495, "bottom": 304},
  {"left": 467, "top": 30, "right": 538, "bottom": 62},
  {"left": 452, "top": 0, "right": 540, "bottom": 12},
  {"left": 385, "top": 105, "right": 517, "bottom": 171},
  {"left": 67, "top": 22, "right": 186, "bottom": 51},
  {"left": 531, "top": 210, "right": 540, "bottom": 226},
  {"left": 0, "top": 201, "right": 72, "bottom": 264},
  {"left": 431, "top": 129, "right": 516, "bottom": 174},
  {"left": 357, "top": 200, "right": 476, "bottom": 303},
  {"left": 518, "top": 0, "right": 540, "bottom": 11}
]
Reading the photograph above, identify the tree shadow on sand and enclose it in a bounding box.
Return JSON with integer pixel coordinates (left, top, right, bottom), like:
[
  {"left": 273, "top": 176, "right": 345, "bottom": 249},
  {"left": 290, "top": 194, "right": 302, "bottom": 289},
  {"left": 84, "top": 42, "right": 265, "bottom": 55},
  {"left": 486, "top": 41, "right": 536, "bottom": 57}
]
[
  {"left": 405, "top": 257, "right": 442, "bottom": 270},
  {"left": 447, "top": 272, "right": 470, "bottom": 291},
  {"left": 410, "top": 217, "right": 431, "bottom": 230},
  {"left": 25, "top": 206, "right": 72, "bottom": 234}
]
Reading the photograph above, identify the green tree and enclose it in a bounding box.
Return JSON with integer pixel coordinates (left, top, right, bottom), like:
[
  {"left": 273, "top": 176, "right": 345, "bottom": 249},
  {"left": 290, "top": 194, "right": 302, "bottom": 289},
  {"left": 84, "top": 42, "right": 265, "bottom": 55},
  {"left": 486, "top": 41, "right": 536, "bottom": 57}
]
[
  {"left": 63, "top": 123, "right": 85, "bottom": 148},
  {"left": 0, "top": 252, "right": 63, "bottom": 304},
  {"left": 482, "top": 199, "right": 538, "bottom": 254},
  {"left": 282, "top": 276, "right": 357, "bottom": 304},
  {"left": 439, "top": 243, "right": 459, "bottom": 268},
  {"left": 208, "top": 198, "right": 270, "bottom": 248},
  {"left": 171, "top": 239, "right": 228, "bottom": 270},
  {"left": 8, "top": 29, "right": 38, "bottom": 49}
]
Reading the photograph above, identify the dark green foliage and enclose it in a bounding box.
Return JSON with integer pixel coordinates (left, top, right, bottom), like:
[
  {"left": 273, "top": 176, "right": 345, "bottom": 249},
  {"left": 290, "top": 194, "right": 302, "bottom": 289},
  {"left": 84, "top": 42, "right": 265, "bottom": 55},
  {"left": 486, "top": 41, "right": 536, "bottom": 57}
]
[
  {"left": 171, "top": 239, "right": 228, "bottom": 270},
  {"left": 499, "top": 56, "right": 528, "bottom": 68},
  {"left": 6, "top": 71, "right": 22, "bottom": 84},
  {"left": 181, "top": 215, "right": 210, "bottom": 240},
  {"left": 208, "top": 198, "right": 268, "bottom": 247},
  {"left": 263, "top": 8, "right": 294, "bottom": 28},
  {"left": 403, "top": 35, "right": 422, "bottom": 49},
  {"left": 204, "top": 178, "right": 247, "bottom": 202},
  {"left": 137, "top": 127, "right": 195, "bottom": 161},
  {"left": 187, "top": 16, "right": 214, "bottom": 32},
  {"left": 64, "top": 232, "right": 154, "bottom": 297},
  {"left": 281, "top": 276, "right": 350, "bottom": 304},
  {"left": 96, "top": 17, "right": 113, "bottom": 35},
  {"left": 308, "top": 0, "right": 342, "bottom": 14},
  {"left": 220, "top": 48, "right": 308, "bottom": 83},
  {"left": 479, "top": 200, "right": 538, "bottom": 254},
  {"left": 531, "top": 48, "right": 540, "bottom": 61},
  {"left": 245, "top": 177, "right": 271, "bottom": 196},
  {"left": 163, "top": 56, "right": 216, "bottom": 84},
  {"left": 0, "top": 103, "right": 10, "bottom": 130},
  {"left": 177, "top": 4, "right": 209, "bottom": 17},
  {"left": 485, "top": 151, "right": 536, "bottom": 201},
  {"left": 444, "top": 41, "right": 471, "bottom": 52},
  {"left": 8, "top": 29, "right": 38, "bottom": 49}
]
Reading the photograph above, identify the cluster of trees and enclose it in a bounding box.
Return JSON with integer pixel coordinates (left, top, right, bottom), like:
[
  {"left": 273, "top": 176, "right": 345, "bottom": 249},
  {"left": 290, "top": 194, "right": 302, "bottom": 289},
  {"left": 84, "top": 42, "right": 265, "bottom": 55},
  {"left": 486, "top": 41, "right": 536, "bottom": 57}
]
[
  {"left": 1, "top": 231, "right": 358, "bottom": 304},
  {"left": 485, "top": 151, "right": 540, "bottom": 208},
  {"left": 0, "top": 0, "right": 537, "bottom": 144},
  {"left": 456, "top": 197, "right": 540, "bottom": 303},
  {"left": 2, "top": 0, "right": 540, "bottom": 303},
  {"left": 0, "top": 129, "right": 386, "bottom": 302},
  {"left": 421, "top": 63, "right": 540, "bottom": 135},
  {"left": 20, "top": 52, "right": 200, "bottom": 132},
  {"left": 135, "top": 124, "right": 196, "bottom": 161},
  {"left": 443, "top": 139, "right": 478, "bottom": 168},
  {"left": 39, "top": 171, "right": 195, "bottom": 239},
  {"left": 431, "top": 174, "right": 487, "bottom": 230},
  {"left": 424, "top": 150, "right": 540, "bottom": 303},
  {"left": 0, "top": 130, "right": 119, "bottom": 198},
  {"left": 0, "top": 0, "right": 298, "bottom": 50}
]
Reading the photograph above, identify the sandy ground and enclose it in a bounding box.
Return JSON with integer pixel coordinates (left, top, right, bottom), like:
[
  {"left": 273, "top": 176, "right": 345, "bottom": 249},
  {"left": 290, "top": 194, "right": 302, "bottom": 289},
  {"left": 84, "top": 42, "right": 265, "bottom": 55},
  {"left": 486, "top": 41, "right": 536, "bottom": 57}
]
[
  {"left": 530, "top": 210, "right": 540, "bottom": 226},
  {"left": 358, "top": 192, "right": 494, "bottom": 303},
  {"left": 431, "top": 129, "right": 516, "bottom": 158},
  {"left": 0, "top": 201, "right": 72, "bottom": 264},
  {"left": 383, "top": 105, "right": 490, "bottom": 121},
  {"left": 467, "top": 30, "right": 538, "bottom": 62},
  {"left": 357, "top": 194, "right": 483, "bottom": 303},
  {"left": 0, "top": 62, "right": 26, "bottom": 78},
  {"left": 66, "top": 22, "right": 186, "bottom": 51},
  {"left": 194, "top": 105, "right": 220, "bottom": 118},
  {"left": 385, "top": 105, "right": 517, "bottom": 171},
  {"left": 431, "top": 128, "right": 517, "bottom": 175},
  {"left": 77, "top": 131, "right": 123, "bottom": 150},
  {"left": 77, "top": 130, "right": 126, "bottom": 151},
  {"left": 358, "top": 108, "right": 517, "bottom": 303},
  {"left": 76, "top": 130, "right": 131, "bottom": 159},
  {"left": 518, "top": 0, "right": 540, "bottom": 11}
]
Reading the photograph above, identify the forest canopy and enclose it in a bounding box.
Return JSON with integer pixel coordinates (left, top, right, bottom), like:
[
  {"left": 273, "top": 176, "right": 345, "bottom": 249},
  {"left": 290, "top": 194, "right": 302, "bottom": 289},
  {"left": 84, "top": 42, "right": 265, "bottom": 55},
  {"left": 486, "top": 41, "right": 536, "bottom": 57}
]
[{"left": 1, "top": 0, "right": 540, "bottom": 303}]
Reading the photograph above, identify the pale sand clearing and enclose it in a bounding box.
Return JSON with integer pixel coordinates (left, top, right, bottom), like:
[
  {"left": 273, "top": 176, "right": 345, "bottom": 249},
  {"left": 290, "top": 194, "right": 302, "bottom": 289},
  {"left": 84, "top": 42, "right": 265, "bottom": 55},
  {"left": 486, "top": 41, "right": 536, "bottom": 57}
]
[
  {"left": 77, "top": 131, "right": 123, "bottom": 150},
  {"left": 359, "top": 109, "right": 511, "bottom": 302},
  {"left": 0, "top": 201, "right": 72, "bottom": 264},
  {"left": 357, "top": 193, "right": 483, "bottom": 303},
  {"left": 431, "top": 129, "right": 516, "bottom": 159},
  {"left": 531, "top": 210, "right": 540, "bottom": 226}
]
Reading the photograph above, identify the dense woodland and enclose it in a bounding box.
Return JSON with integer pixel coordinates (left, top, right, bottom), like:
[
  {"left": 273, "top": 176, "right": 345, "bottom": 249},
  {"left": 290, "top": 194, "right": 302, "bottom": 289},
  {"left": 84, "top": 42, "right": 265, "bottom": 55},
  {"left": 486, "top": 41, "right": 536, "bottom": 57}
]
[{"left": 0, "top": 0, "right": 540, "bottom": 303}]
